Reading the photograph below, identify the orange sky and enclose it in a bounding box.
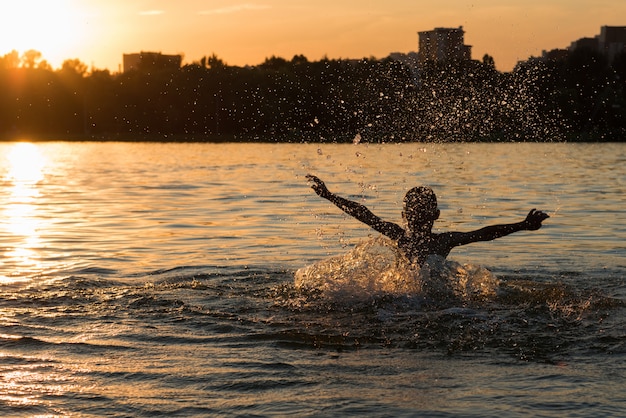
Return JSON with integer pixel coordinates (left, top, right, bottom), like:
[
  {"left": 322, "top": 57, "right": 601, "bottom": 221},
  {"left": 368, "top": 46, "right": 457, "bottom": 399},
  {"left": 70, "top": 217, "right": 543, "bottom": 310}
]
[{"left": 1, "top": 0, "right": 625, "bottom": 72}]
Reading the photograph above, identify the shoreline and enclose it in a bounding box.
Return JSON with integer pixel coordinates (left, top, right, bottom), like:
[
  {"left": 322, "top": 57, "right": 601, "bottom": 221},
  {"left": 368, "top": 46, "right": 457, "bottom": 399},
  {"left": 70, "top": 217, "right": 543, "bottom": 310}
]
[{"left": 1, "top": 132, "right": 623, "bottom": 143}]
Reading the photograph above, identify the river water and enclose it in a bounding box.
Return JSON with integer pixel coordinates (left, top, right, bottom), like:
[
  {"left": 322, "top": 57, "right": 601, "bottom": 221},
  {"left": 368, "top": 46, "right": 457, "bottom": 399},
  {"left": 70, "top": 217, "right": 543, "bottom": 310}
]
[{"left": 0, "top": 141, "right": 624, "bottom": 417}]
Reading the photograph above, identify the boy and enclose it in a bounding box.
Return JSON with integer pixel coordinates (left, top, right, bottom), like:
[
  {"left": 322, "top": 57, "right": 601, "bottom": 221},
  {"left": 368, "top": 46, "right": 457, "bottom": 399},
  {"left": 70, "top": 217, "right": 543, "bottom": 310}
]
[{"left": 306, "top": 175, "right": 549, "bottom": 266}]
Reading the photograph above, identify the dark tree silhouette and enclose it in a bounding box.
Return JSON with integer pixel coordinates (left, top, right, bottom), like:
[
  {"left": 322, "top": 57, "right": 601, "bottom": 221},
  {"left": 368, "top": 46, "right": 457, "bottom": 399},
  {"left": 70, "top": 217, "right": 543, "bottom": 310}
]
[{"left": 0, "top": 50, "right": 623, "bottom": 142}]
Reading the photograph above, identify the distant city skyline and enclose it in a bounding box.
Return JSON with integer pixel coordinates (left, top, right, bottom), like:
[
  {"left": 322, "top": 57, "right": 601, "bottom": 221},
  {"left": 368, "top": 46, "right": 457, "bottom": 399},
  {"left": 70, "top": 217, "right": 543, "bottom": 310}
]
[{"left": 1, "top": 0, "right": 625, "bottom": 72}]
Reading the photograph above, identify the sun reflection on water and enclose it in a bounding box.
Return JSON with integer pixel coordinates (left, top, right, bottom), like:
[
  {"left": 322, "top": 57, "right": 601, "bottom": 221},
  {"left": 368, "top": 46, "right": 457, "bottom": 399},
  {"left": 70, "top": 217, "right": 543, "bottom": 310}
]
[
  {"left": 6, "top": 143, "right": 47, "bottom": 183},
  {"left": 1, "top": 143, "right": 48, "bottom": 282}
]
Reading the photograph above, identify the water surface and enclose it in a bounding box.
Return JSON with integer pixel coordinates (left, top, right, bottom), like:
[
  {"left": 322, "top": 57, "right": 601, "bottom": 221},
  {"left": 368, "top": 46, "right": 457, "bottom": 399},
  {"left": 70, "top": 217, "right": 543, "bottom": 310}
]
[{"left": 0, "top": 141, "right": 624, "bottom": 417}]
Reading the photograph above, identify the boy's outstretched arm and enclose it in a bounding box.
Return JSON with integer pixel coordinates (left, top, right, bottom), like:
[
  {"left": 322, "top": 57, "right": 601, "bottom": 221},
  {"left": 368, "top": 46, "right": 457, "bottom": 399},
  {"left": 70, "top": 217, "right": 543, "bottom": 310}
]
[
  {"left": 451, "top": 209, "right": 550, "bottom": 246},
  {"left": 306, "top": 175, "right": 404, "bottom": 238}
]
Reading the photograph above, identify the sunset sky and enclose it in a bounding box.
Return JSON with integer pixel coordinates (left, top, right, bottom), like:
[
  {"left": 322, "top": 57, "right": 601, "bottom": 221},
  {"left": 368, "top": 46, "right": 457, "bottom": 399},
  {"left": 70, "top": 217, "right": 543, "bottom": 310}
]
[{"left": 1, "top": 0, "right": 624, "bottom": 72}]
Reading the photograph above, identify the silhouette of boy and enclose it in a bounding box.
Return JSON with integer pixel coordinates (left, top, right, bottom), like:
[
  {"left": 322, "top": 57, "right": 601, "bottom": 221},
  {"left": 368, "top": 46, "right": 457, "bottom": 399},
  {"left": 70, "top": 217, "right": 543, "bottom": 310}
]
[{"left": 306, "top": 175, "right": 549, "bottom": 266}]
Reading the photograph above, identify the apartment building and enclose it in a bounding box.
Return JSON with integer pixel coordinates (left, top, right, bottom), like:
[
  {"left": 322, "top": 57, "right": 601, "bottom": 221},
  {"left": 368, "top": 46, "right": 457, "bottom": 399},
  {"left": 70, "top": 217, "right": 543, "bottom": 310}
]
[
  {"left": 417, "top": 26, "right": 472, "bottom": 65},
  {"left": 123, "top": 52, "right": 182, "bottom": 73},
  {"left": 570, "top": 26, "right": 626, "bottom": 63}
]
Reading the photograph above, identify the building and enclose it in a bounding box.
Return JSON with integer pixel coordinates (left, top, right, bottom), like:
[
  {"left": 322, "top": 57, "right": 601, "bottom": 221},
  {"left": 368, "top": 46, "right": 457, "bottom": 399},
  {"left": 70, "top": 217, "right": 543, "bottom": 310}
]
[
  {"left": 570, "top": 37, "right": 598, "bottom": 51},
  {"left": 541, "top": 48, "right": 570, "bottom": 62},
  {"left": 123, "top": 52, "right": 182, "bottom": 73},
  {"left": 417, "top": 26, "right": 472, "bottom": 65},
  {"left": 599, "top": 26, "right": 626, "bottom": 63},
  {"left": 522, "top": 25, "right": 626, "bottom": 68},
  {"left": 570, "top": 26, "right": 626, "bottom": 63}
]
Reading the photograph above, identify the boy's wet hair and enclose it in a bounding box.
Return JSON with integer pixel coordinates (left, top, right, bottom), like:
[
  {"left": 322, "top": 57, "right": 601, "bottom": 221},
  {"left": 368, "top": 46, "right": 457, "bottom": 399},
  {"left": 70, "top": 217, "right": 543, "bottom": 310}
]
[{"left": 404, "top": 186, "right": 438, "bottom": 220}]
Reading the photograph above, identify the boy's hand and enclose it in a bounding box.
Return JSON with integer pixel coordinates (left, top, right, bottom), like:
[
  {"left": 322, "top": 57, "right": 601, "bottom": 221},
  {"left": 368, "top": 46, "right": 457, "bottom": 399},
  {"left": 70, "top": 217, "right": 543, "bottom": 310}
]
[
  {"left": 306, "top": 174, "right": 331, "bottom": 199},
  {"left": 524, "top": 209, "right": 549, "bottom": 230}
]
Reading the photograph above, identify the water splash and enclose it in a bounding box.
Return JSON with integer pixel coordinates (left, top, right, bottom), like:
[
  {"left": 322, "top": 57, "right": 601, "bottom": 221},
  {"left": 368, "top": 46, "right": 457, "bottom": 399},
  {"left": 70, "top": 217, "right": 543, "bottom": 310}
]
[
  {"left": 290, "top": 239, "right": 623, "bottom": 357},
  {"left": 294, "top": 236, "right": 500, "bottom": 303}
]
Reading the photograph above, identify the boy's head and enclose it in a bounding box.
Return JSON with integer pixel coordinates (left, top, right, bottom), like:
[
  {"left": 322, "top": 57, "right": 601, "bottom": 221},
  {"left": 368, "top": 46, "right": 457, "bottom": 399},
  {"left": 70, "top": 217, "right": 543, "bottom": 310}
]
[{"left": 403, "top": 186, "right": 440, "bottom": 227}]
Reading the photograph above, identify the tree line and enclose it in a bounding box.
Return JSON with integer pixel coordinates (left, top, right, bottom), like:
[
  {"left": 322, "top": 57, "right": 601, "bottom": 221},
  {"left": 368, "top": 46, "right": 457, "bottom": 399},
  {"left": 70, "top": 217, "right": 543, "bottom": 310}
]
[{"left": 0, "top": 48, "right": 624, "bottom": 142}]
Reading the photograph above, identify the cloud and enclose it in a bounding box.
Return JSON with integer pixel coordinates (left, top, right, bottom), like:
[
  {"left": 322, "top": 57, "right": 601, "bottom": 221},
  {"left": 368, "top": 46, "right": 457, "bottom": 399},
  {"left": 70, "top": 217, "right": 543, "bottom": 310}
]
[
  {"left": 198, "top": 4, "right": 271, "bottom": 15},
  {"left": 139, "top": 10, "right": 165, "bottom": 16}
]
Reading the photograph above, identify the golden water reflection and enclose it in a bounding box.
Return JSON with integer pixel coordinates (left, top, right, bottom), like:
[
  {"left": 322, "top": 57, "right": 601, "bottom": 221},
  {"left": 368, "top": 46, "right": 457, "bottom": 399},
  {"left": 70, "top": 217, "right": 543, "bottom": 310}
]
[{"left": 1, "top": 143, "right": 48, "bottom": 282}]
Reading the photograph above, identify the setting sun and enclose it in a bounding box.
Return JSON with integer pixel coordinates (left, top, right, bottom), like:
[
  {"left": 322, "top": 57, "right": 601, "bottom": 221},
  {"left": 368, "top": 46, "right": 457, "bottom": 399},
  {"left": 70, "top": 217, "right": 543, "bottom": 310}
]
[
  {"left": 0, "top": 1, "right": 625, "bottom": 72},
  {"left": 0, "top": 0, "right": 90, "bottom": 68}
]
